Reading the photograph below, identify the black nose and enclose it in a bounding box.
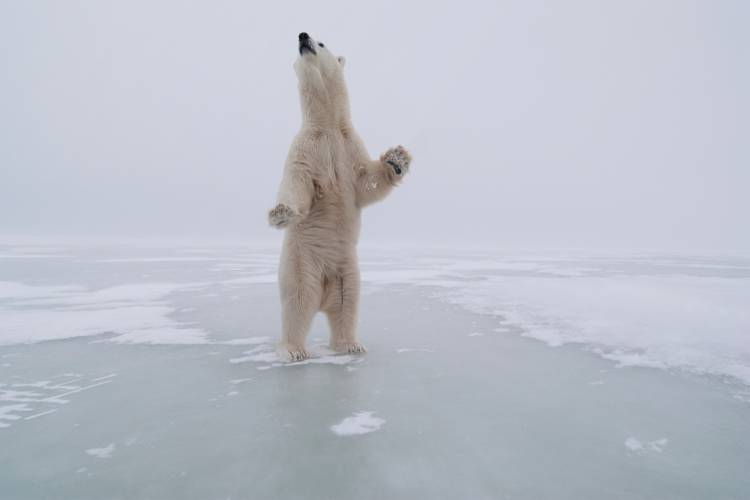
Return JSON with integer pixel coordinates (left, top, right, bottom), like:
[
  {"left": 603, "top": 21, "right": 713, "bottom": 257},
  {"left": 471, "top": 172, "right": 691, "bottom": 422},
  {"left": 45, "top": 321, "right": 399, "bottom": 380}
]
[{"left": 299, "top": 32, "right": 309, "bottom": 41}]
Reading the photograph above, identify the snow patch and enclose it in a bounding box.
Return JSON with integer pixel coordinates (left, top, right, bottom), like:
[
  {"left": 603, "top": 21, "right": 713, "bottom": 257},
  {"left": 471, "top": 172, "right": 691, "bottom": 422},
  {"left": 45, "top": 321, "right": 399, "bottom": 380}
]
[
  {"left": 0, "top": 375, "right": 113, "bottom": 429},
  {"left": 625, "top": 437, "right": 668, "bottom": 453},
  {"left": 86, "top": 443, "right": 115, "bottom": 459},
  {"left": 0, "top": 281, "right": 210, "bottom": 345},
  {"left": 624, "top": 437, "right": 643, "bottom": 451},
  {"left": 429, "top": 269, "right": 750, "bottom": 386},
  {"left": 330, "top": 411, "right": 385, "bottom": 436},
  {"left": 230, "top": 344, "right": 362, "bottom": 367}
]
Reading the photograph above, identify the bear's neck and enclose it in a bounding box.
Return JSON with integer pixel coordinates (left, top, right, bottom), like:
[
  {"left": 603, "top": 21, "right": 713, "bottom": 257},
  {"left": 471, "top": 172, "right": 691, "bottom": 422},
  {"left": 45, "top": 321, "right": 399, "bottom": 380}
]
[{"left": 299, "top": 86, "right": 352, "bottom": 129}]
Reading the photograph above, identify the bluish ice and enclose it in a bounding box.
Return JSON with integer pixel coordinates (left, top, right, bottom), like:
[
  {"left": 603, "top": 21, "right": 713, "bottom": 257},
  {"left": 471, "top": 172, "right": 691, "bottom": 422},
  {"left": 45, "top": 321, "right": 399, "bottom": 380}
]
[{"left": 1, "top": 244, "right": 749, "bottom": 499}]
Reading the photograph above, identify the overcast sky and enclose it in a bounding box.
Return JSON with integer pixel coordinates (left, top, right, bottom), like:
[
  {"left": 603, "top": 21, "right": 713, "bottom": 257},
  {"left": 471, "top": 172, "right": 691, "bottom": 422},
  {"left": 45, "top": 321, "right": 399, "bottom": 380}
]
[{"left": 1, "top": 1, "right": 747, "bottom": 250}]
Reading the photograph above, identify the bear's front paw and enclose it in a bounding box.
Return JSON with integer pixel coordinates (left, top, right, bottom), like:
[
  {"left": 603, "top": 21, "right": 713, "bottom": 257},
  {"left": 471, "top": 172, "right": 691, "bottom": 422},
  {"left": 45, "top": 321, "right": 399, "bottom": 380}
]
[
  {"left": 268, "top": 203, "right": 298, "bottom": 229},
  {"left": 381, "top": 145, "right": 412, "bottom": 176}
]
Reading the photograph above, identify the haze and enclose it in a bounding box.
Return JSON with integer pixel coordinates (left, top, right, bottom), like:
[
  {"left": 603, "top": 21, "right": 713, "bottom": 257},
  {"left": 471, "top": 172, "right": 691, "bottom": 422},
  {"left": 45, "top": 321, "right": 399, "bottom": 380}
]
[{"left": 1, "top": 1, "right": 747, "bottom": 251}]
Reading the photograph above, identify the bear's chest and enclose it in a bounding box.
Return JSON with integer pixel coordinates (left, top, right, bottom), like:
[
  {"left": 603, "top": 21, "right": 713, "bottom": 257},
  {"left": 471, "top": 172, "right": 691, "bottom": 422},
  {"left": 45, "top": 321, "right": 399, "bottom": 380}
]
[{"left": 313, "top": 137, "right": 357, "bottom": 196}]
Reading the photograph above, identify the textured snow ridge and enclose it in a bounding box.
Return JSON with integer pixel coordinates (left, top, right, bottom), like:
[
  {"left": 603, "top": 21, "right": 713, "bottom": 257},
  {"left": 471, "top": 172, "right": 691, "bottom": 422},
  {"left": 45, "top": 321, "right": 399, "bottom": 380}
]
[
  {"left": 357, "top": 253, "right": 750, "bottom": 387},
  {"left": 330, "top": 412, "right": 385, "bottom": 436}
]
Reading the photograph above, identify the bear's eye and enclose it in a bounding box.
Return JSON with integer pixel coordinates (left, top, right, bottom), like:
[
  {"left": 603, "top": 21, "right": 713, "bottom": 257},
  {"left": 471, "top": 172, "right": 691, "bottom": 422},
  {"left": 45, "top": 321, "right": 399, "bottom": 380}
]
[{"left": 318, "top": 42, "right": 325, "bottom": 48}]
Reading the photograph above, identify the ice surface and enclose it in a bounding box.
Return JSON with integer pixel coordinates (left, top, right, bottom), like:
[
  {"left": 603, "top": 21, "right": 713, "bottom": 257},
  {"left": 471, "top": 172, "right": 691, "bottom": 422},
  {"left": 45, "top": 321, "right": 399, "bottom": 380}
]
[
  {"left": 4, "top": 248, "right": 747, "bottom": 386},
  {"left": 1, "top": 245, "right": 749, "bottom": 499}
]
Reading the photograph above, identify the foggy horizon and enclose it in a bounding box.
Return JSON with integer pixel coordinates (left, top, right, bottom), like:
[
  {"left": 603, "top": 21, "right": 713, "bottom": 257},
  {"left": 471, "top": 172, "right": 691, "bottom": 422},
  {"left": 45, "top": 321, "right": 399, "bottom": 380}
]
[{"left": 2, "top": 1, "right": 748, "bottom": 252}]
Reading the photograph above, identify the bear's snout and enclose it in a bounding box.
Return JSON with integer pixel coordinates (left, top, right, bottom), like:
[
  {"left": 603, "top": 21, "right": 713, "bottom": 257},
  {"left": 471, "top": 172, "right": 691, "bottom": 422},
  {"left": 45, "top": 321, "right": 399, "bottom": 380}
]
[{"left": 298, "top": 32, "right": 316, "bottom": 56}]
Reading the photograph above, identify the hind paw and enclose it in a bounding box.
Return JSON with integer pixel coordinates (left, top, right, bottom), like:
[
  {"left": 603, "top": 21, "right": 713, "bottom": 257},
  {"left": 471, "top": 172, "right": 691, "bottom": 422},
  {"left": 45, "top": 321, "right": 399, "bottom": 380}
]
[
  {"left": 330, "top": 341, "right": 368, "bottom": 354},
  {"left": 277, "top": 343, "right": 309, "bottom": 362}
]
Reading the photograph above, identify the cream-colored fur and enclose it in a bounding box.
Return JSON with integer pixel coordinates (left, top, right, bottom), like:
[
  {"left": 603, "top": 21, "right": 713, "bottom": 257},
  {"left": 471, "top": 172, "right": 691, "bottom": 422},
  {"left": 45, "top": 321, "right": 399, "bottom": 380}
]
[{"left": 268, "top": 34, "right": 411, "bottom": 361}]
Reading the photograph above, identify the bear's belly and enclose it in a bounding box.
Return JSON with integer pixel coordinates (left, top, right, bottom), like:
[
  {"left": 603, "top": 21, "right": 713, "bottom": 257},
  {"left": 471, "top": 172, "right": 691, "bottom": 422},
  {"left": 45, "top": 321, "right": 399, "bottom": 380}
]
[{"left": 288, "top": 192, "right": 361, "bottom": 264}]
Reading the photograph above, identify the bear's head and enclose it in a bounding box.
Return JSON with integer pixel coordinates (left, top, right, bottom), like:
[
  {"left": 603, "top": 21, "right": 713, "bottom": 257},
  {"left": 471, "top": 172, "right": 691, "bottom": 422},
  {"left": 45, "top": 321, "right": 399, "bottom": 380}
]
[{"left": 294, "top": 32, "right": 350, "bottom": 125}]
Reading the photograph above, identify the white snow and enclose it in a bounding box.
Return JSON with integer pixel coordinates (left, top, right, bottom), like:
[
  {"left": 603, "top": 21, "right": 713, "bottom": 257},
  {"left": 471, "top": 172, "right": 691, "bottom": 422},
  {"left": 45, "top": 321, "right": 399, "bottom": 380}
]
[
  {"left": 0, "top": 404, "right": 31, "bottom": 427},
  {"left": 287, "top": 353, "right": 360, "bottom": 366},
  {"left": 438, "top": 273, "right": 750, "bottom": 384},
  {"left": 625, "top": 437, "right": 668, "bottom": 453},
  {"left": 85, "top": 443, "right": 115, "bottom": 459},
  {"left": 0, "top": 281, "right": 210, "bottom": 345},
  {"left": 624, "top": 437, "right": 643, "bottom": 451},
  {"left": 0, "top": 305, "right": 209, "bottom": 345},
  {"left": 354, "top": 253, "right": 750, "bottom": 386},
  {"left": 2, "top": 249, "right": 749, "bottom": 390},
  {"left": 0, "top": 374, "right": 116, "bottom": 429},
  {"left": 230, "top": 344, "right": 361, "bottom": 367},
  {"left": 330, "top": 411, "right": 385, "bottom": 436}
]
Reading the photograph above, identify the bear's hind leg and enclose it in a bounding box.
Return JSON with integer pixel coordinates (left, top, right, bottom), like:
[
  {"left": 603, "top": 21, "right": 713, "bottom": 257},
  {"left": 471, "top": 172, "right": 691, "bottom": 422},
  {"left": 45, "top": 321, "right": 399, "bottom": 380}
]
[
  {"left": 323, "top": 266, "right": 366, "bottom": 354},
  {"left": 278, "top": 258, "right": 322, "bottom": 362}
]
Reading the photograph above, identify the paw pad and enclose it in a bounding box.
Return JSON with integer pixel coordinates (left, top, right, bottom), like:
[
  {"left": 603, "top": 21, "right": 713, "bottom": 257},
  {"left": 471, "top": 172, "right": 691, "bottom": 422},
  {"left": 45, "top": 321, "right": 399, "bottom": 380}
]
[
  {"left": 382, "top": 146, "right": 412, "bottom": 176},
  {"left": 268, "top": 204, "right": 296, "bottom": 228}
]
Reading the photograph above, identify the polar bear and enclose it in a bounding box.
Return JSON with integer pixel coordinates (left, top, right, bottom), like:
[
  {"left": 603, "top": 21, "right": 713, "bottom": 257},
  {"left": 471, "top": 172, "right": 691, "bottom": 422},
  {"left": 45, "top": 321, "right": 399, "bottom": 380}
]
[{"left": 268, "top": 32, "right": 412, "bottom": 361}]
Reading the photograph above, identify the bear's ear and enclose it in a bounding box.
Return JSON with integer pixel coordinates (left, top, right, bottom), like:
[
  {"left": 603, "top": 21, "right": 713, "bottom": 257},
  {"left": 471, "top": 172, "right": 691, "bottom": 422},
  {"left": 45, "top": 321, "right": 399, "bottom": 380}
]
[{"left": 337, "top": 56, "right": 346, "bottom": 68}]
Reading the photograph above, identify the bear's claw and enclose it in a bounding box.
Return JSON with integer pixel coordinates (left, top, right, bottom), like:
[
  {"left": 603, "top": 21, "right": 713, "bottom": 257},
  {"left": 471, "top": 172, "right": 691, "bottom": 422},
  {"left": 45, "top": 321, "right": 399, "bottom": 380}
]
[
  {"left": 330, "top": 341, "right": 368, "bottom": 354},
  {"left": 268, "top": 203, "right": 297, "bottom": 229},
  {"left": 277, "top": 343, "right": 310, "bottom": 362},
  {"left": 381, "top": 145, "right": 411, "bottom": 176}
]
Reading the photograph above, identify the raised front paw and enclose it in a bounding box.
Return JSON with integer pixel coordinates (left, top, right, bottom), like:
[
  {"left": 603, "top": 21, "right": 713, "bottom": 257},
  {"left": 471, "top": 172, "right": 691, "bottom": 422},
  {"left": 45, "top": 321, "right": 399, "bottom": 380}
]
[
  {"left": 381, "top": 145, "right": 412, "bottom": 176},
  {"left": 268, "top": 203, "right": 298, "bottom": 229}
]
